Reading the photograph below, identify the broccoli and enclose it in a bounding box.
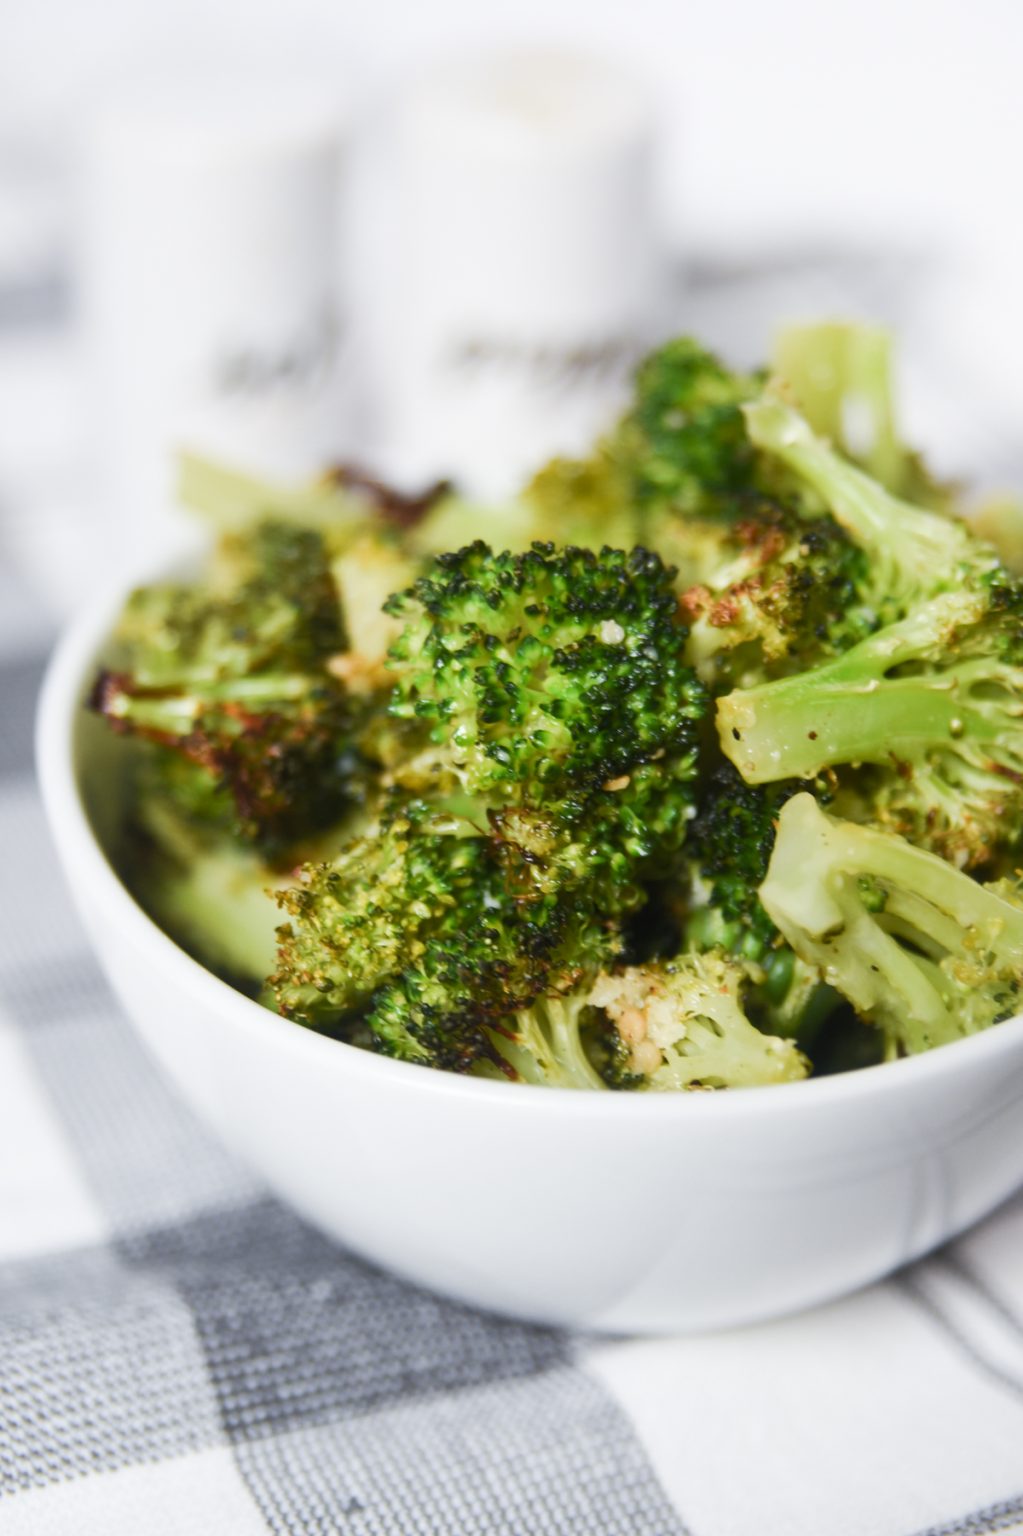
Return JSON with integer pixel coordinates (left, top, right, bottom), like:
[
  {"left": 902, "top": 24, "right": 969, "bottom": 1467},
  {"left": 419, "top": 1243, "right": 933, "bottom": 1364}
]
[
  {"left": 89, "top": 321, "right": 1022, "bottom": 1093},
  {"left": 743, "top": 396, "right": 997, "bottom": 622},
  {"left": 269, "top": 541, "right": 709, "bottom": 1080},
  {"left": 589, "top": 952, "right": 809, "bottom": 1089},
  {"left": 618, "top": 338, "right": 764, "bottom": 515},
  {"left": 682, "top": 762, "right": 840, "bottom": 1047},
  {"left": 384, "top": 541, "right": 706, "bottom": 903},
  {"left": 328, "top": 532, "right": 419, "bottom": 690},
  {"left": 718, "top": 581, "right": 1023, "bottom": 869},
  {"left": 91, "top": 522, "right": 360, "bottom": 851},
  {"left": 677, "top": 499, "right": 873, "bottom": 688},
  {"left": 269, "top": 806, "right": 617, "bottom": 1075},
  {"left": 771, "top": 319, "right": 956, "bottom": 511},
  {"left": 177, "top": 453, "right": 370, "bottom": 538},
  {"left": 522, "top": 447, "right": 640, "bottom": 553},
  {"left": 771, "top": 320, "right": 905, "bottom": 493},
  {"left": 125, "top": 794, "right": 285, "bottom": 988},
  {"left": 759, "top": 793, "right": 1023, "bottom": 1057}
]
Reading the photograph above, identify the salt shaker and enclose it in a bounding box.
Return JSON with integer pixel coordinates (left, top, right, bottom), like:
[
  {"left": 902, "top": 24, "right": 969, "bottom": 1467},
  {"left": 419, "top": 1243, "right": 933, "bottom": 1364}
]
[
  {"left": 382, "top": 49, "right": 661, "bottom": 498},
  {"left": 79, "top": 74, "right": 351, "bottom": 560}
]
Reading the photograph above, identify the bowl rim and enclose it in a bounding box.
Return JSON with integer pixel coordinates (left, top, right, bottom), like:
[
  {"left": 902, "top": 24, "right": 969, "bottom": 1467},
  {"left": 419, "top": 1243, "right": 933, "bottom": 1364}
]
[{"left": 36, "top": 562, "right": 1023, "bottom": 1121}]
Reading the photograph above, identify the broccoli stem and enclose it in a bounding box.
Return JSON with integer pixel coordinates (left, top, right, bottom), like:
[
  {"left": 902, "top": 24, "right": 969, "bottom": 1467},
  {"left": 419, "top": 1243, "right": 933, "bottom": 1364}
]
[
  {"left": 771, "top": 321, "right": 903, "bottom": 489},
  {"left": 101, "top": 672, "right": 320, "bottom": 736},
  {"left": 492, "top": 998, "right": 607, "bottom": 1090},
  {"left": 759, "top": 794, "right": 1023, "bottom": 1055},
  {"left": 717, "top": 594, "right": 1000, "bottom": 783},
  {"left": 743, "top": 397, "right": 981, "bottom": 600},
  {"left": 177, "top": 454, "right": 363, "bottom": 534}
]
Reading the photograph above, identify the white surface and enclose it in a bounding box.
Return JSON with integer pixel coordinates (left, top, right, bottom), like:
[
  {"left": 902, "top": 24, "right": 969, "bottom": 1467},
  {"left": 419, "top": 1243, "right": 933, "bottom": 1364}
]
[
  {"left": 34, "top": 577, "right": 1023, "bottom": 1333},
  {"left": 0, "top": 1018, "right": 108, "bottom": 1260},
  {"left": 585, "top": 1282, "right": 1023, "bottom": 1535},
  {"left": 0, "top": 1448, "right": 268, "bottom": 1536}
]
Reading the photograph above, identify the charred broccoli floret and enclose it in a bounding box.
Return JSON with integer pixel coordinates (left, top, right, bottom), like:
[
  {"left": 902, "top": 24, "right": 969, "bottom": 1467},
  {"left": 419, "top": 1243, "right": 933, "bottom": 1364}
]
[
  {"left": 270, "top": 541, "right": 708, "bottom": 1080},
  {"left": 760, "top": 794, "right": 1023, "bottom": 1057},
  {"left": 269, "top": 807, "right": 616, "bottom": 1076},
  {"left": 91, "top": 522, "right": 359, "bottom": 851},
  {"left": 677, "top": 500, "right": 872, "bottom": 688},
  {"left": 384, "top": 541, "right": 706, "bottom": 902}
]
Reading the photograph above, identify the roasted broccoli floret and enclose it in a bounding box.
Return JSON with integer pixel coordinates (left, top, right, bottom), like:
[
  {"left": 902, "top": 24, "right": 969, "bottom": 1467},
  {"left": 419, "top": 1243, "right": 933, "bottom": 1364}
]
[
  {"left": 683, "top": 762, "right": 839, "bottom": 1047},
  {"left": 269, "top": 807, "right": 616, "bottom": 1075},
  {"left": 384, "top": 541, "right": 706, "bottom": 903},
  {"left": 270, "top": 541, "right": 708, "bottom": 1080},
  {"left": 91, "top": 522, "right": 359, "bottom": 851},
  {"left": 619, "top": 338, "right": 764, "bottom": 515},
  {"left": 718, "top": 581, "right": 1023, "bottom": 868},
  {"left": 521, "top": 447, "right": 639, "bottom": 553},
  {"left": 743, "top": 396, "right": 997, "bottom": 623},
  {"left": 760, "top": 793, "right": 1023, "bottom": 1058},
  {"left": 677, "top": 499, "right": 872, "bottom": 688},
  {"left": 589, "top": 952, "right": 809, "bottom": 1089}
]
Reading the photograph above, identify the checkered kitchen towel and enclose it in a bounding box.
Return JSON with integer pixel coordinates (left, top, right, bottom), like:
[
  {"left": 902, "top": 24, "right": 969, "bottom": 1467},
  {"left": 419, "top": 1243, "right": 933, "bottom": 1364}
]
[{"left": 0, "top": 629, "right": 1022, "bottom": 1536}]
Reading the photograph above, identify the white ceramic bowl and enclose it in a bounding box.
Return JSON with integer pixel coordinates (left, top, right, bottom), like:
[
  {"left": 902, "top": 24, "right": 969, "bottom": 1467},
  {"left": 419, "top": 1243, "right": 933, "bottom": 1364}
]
[{"left": 37, "top": 579, "right": 1023, "bottom": 1334}]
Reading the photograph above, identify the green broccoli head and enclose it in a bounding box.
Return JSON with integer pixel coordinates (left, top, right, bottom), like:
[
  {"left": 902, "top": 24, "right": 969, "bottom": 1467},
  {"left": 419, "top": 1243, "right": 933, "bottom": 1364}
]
[
  {"left": 677, "top": 499, "right": 874, "bottom": 688},
  {"left": 760, "top": 793, "right": 1023, "bottom": 1058},
  {"left": 91, "top": 522, "right": 359, "bottom": 851},
  {"left": 589, "top": 951, "right": 809, "bottom": 1090},
  {"left": 682, "top": 762, "right": 840, "bottom": 1048},
  {"left": 619, "top": 338, "right": 764, "bottom": 514},
  {"left": 718, "top": 579, "right": 1023, "bottom": 869},
  {"left": 268, "top": 806, "right": 618, "bottom": 1073},
  {"left": 384, "top": 541, "right": 706, "bottom": 892},
  {"left": 685, "top": 763, "right": 796, "bottom": 960}
]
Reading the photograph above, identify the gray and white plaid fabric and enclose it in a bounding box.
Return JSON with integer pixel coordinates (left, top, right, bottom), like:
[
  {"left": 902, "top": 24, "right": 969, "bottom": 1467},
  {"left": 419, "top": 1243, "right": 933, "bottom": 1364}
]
[{"left": 2, "top": 638, "right": 1023, "bottom": 1536}]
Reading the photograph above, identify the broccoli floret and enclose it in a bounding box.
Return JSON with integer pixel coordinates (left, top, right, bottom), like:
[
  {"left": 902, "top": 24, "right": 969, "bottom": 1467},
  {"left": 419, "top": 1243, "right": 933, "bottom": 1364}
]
[
  {"left": 522, "top": 447, "right": 640, "bottom": 552},
  {"left": 682, "top": 762, "right": 839, "bottom": 1048},
  {"left": 270, "top": 540, "right": 708, "bottom": 1079},
  {"left": 91, "top": 522, "right": 359, "bottom": 851},
  {"left": 589, "top": 952, "right": 809, "bottom": 1089},
  {"left": 384, "top": 541, "right": 706, "bottom": 901},
  {"left": 759, "top": 793, "right": 1023, "bottom": 1057},
  {"left": 269, "top": 807, "right": 617, "bottom": 1075},
  {"left": 685, "top": 763, "right": 795, "bottom": 960},
  {"left": 678, "top": 500, "right": 873, "bottom": 688},
  {"left": 743, "top": 396, "right": 998, "bottom": 622},
  {"left": 619, "top": 338, "right": 764, "bottom": 514},
  {"left": 718, "top": 581, "right": 1023, "bottom": 868},
  {"left": 482, "top": 993, "right": 608, "bottom": 1090}
]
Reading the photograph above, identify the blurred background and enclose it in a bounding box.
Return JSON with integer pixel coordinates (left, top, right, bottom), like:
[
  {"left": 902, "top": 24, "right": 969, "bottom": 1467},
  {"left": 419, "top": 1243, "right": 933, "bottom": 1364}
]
[{"left": 0, "top": 0, "right": 1020, "bottom": 637}]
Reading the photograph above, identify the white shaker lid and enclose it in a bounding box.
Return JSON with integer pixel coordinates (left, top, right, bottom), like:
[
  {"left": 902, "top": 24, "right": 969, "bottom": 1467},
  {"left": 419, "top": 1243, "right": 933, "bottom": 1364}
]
[{"left": 383, "top": 49, "right": 661, "bottom": 495}]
